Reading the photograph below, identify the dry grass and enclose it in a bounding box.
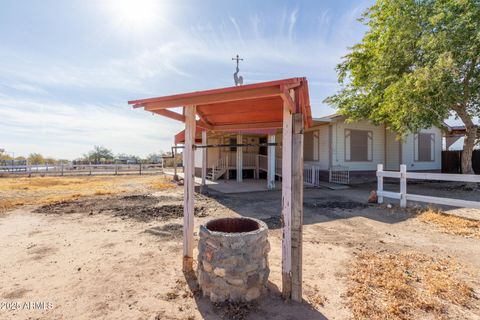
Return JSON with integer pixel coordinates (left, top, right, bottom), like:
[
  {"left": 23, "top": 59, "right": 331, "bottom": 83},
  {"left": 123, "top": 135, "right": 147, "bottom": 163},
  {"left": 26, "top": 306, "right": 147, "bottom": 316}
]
[
  {"left": 0, "top": 175, "right": 175, "bottom": 213},
  {"left": 304, "top": 284, "right": 328, "bottom": 308},
  {"left": 149, "top": 181, "right": 177, "bottom": 190},
  {"left": 418, "top": 209, "right": 480, "bottom": 239},
  {"left": 347, "top": 250, "right": 477, "bottom": 320}
]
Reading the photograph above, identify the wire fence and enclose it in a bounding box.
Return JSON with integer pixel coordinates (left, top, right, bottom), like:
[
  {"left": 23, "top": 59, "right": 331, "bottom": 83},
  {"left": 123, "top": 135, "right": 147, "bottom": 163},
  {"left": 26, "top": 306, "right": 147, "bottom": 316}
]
[{"left": 0, "top": 163, "right": 164, "bottom": 177}]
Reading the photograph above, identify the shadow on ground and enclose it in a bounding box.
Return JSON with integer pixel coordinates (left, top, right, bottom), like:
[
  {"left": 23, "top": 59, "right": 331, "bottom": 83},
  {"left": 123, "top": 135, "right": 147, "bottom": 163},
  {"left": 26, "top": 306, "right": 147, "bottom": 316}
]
[
  {"left": 182, "top": 270, "right": 328, "bottom": 320},
  {"left": 202, "top": 185, "right": 415, "bottom": 229}
]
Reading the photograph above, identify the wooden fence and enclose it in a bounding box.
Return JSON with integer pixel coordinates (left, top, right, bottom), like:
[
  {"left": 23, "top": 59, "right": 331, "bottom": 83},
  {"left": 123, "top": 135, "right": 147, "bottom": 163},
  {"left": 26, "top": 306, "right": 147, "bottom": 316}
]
[
  {"left": 377, "top": 164, "right": 480, "bottom": 209},
  {"left": 442, "top": 150, "right": 480, "bottom": 174},
  {"left": 0, "top": 163, "right": 164, "bottom": 177}
]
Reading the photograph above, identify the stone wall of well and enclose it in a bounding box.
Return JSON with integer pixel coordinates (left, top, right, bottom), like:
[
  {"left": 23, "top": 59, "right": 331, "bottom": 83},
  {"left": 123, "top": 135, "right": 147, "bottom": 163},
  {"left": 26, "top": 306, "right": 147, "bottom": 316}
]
[{"left": 197, "top": 219, "right": 270, "bottom": 302}]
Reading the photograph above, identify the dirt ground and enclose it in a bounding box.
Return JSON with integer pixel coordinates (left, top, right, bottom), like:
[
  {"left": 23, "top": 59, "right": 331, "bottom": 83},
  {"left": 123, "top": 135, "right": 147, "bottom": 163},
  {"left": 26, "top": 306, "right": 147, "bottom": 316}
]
[{"left": 0, "top": 175, "right": 479, "bottom": 320}]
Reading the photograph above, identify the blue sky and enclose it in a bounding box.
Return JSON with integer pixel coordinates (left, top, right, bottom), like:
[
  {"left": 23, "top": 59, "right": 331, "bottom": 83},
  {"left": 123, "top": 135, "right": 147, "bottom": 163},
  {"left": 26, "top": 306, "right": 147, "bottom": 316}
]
[{"left": 0, "top": 0, "right": 373, "bottom": 159}]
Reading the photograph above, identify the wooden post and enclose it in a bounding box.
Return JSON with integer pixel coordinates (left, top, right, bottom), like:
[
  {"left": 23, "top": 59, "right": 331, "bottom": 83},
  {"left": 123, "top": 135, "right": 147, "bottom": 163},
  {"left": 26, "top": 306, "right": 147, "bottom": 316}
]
[
  {"left": 61, "top": 163, "right": 64, "bottom": 176},
  {"left": 139, "top": 162, "right": 142, "bottom": 175},
  {"left": 183, "top": 105, "right": 196, "bottom": 272},
  {"left": 267, "top": 134, "right": 276, "bottom": 190},
  {"left": 400, "top": 164, "right": 407, "bottom": 208},
  {"left": 89, "top": 162, "right": 92, "bottom": 176},
  {"left": 377, "top": 164, "right": 383, "bottom": 204},
  {"left": 115, "top": 163, "right": 118, "bottom": 175},
  {"left": 236, "top": 134, "right": 243, "bottom": 182},
  {"left": 291, "top": 113, "right": 304, "bottom": 302},
  {"left": 173, "top": 144, "right": 178, "bottom": 181},
  {"left": 201, "top": 130, "right": 207, "bottom": 192},
  {"left": 281, "top": 97, "right": 293, "bottom": 299}
]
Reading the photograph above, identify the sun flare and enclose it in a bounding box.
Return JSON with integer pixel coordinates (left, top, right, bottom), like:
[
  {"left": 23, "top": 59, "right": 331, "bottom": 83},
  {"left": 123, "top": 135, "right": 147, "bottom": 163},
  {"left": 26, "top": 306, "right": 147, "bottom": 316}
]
[{"left": 107, "top": 0, "right": 161, "bottom": 32}]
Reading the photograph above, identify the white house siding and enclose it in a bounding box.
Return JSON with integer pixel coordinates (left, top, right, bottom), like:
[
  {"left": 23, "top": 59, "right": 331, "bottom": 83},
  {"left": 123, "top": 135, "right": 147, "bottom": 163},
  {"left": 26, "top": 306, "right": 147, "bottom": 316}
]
[
  {"left": 330, "top": 120, "right": 385, "bottom": 171},
  {"left": 401, "top": 127, "right": 442, "bottom": 171},
  {"left": 385, "top": 129, "right": 400, "bottom": 171}
]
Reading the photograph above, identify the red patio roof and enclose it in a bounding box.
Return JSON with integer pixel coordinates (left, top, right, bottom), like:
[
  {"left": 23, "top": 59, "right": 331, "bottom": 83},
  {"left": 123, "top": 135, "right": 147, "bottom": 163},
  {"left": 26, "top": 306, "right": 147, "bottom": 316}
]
[{"left": 129, "top": 77, "right": 312, "bottom": 131}]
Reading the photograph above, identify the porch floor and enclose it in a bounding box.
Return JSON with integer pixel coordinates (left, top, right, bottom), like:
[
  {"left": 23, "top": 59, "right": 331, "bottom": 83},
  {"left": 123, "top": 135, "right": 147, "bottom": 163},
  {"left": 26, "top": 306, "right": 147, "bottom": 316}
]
[
  {"left": 170, "top": 172, "right": 280, "bottom": 193},
  {"left": 207, "top": 179, "right": 280, "bottom": 193}
]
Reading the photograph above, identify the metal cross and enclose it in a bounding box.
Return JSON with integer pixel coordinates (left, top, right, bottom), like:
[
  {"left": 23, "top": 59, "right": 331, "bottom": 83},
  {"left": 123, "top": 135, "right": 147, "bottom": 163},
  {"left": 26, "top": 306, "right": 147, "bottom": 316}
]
[{"left": 232, "top": 54, "right": 243, "bottom": 68}]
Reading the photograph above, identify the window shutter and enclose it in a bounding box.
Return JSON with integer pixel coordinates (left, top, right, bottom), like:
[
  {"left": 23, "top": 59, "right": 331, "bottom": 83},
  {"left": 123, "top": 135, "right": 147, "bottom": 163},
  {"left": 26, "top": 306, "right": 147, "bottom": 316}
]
[
  {"left": 430, "top": 134, "right": 435, "bottom": 161},
  {"left": 345, "top": 130, "right": 351, "bottom": 161},
  {"left": 367, "top": 131, "right": 373, "bottom": 161},
  {"left": 313, "top": 131, "right": 319, "bottom": 161},
  {"left": 414, "top": 134, "right": 419, "bottom": 161}
]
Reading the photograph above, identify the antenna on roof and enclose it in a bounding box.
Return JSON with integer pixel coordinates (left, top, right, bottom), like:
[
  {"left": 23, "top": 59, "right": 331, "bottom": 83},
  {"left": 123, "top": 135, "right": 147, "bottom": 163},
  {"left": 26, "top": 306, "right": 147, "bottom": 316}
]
[{"left": 232, "top": 54, "right": 244, "bottom": 86}]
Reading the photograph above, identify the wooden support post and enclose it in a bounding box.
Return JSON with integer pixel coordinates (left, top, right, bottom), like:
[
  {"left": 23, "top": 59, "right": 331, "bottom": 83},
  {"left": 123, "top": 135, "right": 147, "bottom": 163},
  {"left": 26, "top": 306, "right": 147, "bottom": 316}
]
[
  {"left": 139, "top": 162, "right": 142, "bottom": 175},
  {"left": 291, "top": 113, "right": 304, "bottom": 302},
  {"left": 400, "top": 164, "right": 407, "bottom": 208},
  {"left": 201, "top": 130, "right": 207, "bottom": 193},
  {"left": 267, "top": 134, "right": 276, "bottom": 190},
  {"left": 61, "top": 163, "right": 64, "bottom": 176},
  {"left": 236, "top": 134, "right": 243, "bottom": 182},
  {"left": 183, "top": 105, "right": 196, "bottom": 272},
  {"left": 281, "top": 97, "right": 293, "bottom": 299},
  {"left": 377, "top": 164, "right": 383, "bottom": 204},
  {"left": 173, "top": 144, "right": 178, "bottom": 181}
]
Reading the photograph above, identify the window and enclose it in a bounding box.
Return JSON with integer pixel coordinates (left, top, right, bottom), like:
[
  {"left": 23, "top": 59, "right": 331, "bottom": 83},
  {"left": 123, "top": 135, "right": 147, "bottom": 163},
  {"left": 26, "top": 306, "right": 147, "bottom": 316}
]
[
  {"left": 229, "top": 138, "right": 237, "bottom": 152},
  {"left": 415, "top": 133, "right": 435, "bottom": 162},
  {"left": 345, "top": 129, "right": 372, "bottom": 161}
]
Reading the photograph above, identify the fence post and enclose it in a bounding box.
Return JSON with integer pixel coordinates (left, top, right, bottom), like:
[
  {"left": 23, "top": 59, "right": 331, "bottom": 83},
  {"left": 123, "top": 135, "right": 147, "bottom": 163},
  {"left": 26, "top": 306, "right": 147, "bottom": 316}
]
[
  {"left": 89, "top": 162, "right": 92, "bottom": 175},
  {"left": 377, "top": 164, "right": 383, "bottom": 204},
  {"left": 139, "top": 163, "right": 142, "bottom": 175},
  {"left": 61, "top": 163, "right": 64, "bottom": 176},
  {"left": 400, "top": 164, "right": 407, "bottom": 208},
  {"left": 115, "top": 163, "right": 118, "bottom": 175}
]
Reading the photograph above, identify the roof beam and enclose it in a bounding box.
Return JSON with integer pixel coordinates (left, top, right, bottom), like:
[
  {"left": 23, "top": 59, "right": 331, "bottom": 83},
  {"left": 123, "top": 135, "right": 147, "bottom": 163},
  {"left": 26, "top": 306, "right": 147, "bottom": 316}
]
[
  {"left": 280, "top": 88, "right": 295, "bottom": 114},
  {"left": 212, "top": 121, "right": 283, "bottom": 131},
  {"left": 197, "top": 120, "right": 213, "bottom": 130},
  {"left": 143, "top": 86, "right": 282, "bottom": 111},
  {"left": 153, "top": 109, "right": 185, "bottom": 122}
]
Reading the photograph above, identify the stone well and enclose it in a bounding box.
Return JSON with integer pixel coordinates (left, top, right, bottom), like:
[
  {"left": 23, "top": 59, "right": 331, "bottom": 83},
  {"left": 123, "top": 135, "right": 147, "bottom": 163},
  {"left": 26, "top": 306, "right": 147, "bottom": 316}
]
[{"left": 197, "top": 217, "right": 270, "bottom": 302}]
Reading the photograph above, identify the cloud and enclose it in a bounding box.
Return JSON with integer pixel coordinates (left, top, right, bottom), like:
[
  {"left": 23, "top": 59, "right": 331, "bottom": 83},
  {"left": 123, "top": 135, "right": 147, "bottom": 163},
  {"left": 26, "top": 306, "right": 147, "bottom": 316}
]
[
  {"left": 0, "top": 97, "right": 182, "bottom": 159},
  {"left": 288, "top": 8, "right": 298, "bottom": 40},
  {"left": 0, "top": 2, "right": 370, "bottom": 158}
]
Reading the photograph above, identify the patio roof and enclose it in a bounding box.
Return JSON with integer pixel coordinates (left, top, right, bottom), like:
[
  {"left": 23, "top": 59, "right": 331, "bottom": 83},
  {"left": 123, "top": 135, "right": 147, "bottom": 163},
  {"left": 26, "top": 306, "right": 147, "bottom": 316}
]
[{"left": 128, "top": 77, "right": 312, "bottom": 131}]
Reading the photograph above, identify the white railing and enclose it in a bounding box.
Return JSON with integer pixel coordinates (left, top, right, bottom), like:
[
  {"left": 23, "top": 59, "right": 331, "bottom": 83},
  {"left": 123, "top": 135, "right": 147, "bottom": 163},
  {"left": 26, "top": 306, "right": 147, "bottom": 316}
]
[
  {"left": 211, "top": 157, "right": 228, "bottom": 180},
  {"left": 223, "top": 152, "right": 257, "bottom": 168},
  {"left": 257, "top": 155, "right": 282, "bottom": 177},
  {"left": 329, "top": 165, "right": 350, "bottom": 184},
  {"left": 377, "top": 164, "right": 480, "bottom": 209},
  {"left": 243, "top": 153, "right": 257, "bottom": 167},
  {"left": 304, "top": 164, "right": 322, "bottom": 186},
  {"left": 0, "top": 163, "right": 164, "bottom": 176},
  {"left": 258, "top": 155, "right": 268, "bottom": 171}
]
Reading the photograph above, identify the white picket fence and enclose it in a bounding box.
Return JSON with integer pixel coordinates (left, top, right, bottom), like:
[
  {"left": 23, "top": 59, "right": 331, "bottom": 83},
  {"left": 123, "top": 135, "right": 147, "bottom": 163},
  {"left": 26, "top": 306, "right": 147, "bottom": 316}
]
[{"left": 377, "top": 164, "right": 480, "bottom": 209}]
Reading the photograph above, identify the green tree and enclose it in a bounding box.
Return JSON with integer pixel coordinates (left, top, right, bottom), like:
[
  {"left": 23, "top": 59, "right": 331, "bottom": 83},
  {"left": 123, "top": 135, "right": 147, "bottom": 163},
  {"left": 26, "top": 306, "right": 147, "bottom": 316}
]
[
  {"left": 84, "top": 146, "right": 114, "bottom": 163},
  {"left": 28, "top": 153, "right": 45, "bottom": 165},
  {"left": 326, "top": 0, "right": 480, "bottom": 173}
]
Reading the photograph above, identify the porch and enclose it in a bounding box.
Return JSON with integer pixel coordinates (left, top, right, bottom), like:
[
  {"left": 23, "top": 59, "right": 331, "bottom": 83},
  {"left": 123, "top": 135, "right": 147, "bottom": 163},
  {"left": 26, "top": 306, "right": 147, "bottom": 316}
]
[{"left": 206, "top": 151, "right": 282, "bottom": 181}]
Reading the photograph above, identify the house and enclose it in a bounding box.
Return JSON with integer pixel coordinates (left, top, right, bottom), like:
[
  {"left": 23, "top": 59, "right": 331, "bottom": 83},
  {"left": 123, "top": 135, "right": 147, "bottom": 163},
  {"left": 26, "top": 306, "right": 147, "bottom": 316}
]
[{"left": 180, "top": 113, "right": 442, "bottom": 185}]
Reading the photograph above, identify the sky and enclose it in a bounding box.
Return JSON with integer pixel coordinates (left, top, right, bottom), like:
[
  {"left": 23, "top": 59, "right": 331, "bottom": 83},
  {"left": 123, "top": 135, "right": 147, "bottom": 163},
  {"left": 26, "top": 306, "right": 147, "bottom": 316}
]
[{"left": 0, "top": 0, "right": 375, "bottom": 159}]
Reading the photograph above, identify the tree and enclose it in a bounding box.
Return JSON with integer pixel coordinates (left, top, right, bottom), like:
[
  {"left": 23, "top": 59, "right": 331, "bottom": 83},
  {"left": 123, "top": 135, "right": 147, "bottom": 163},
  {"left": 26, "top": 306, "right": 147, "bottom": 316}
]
[
  {"left": 0, "top": 149, "right": 12, "bottom": 161},
  {"left": 84, "top": 146, "right": 114, "bottom": 164},
  {"left": 28, "top": 153, "right": 45, "bottom": 165},
  {"left": 325, "top": 0, "right": 480, "bottom": 173}
]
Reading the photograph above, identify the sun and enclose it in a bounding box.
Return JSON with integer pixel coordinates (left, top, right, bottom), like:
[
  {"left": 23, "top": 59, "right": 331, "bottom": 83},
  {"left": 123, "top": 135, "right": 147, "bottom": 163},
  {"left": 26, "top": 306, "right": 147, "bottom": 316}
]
[{"left": 107, "top": 0, "right": 161, "bottom": 32}]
